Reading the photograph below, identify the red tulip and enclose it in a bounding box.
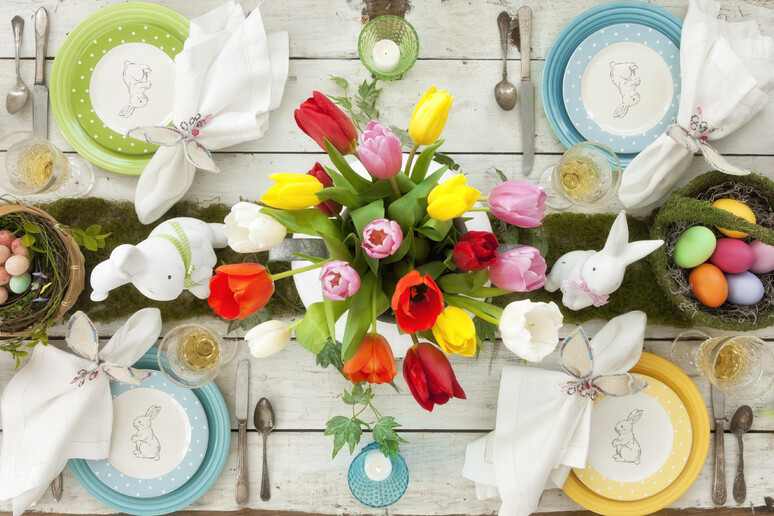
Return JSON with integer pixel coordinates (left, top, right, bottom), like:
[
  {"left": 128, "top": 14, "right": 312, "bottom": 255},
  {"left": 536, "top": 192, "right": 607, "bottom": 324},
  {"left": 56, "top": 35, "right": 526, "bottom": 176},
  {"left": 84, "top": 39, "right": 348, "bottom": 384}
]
[
  {"left": 343, "top": 334, "right": 396, "bottom": 384},
  {"left": 307, "top": 162, "right": 342, "bottom": 216},
  {"left": 453, "top": 231, "right": 499, "bottom": 271},
  {"left": 403, "top": 342, "right": 466, "bottom": 411},
  {"left": 208, "top": 263, "right": 274, "bottom": 320},
  {"left": 294, "top": 91, "right": 358, "bottom": 155},
  {"left": 391, "top": 271, "right": 444, "bottom": 334}
]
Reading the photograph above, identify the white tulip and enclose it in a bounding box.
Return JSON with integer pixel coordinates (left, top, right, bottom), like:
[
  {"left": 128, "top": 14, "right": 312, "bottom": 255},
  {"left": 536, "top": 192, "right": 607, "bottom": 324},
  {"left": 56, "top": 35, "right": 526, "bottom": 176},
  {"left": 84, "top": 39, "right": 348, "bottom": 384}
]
[
  {"left": 225, "top": 202, "right": 287, "bottom": 253},
  {"left": 499, "top": 300, "right": 563, "bottom": 362},
  {"left": 245, "top": 320, "right": 291, "bottom": 358}
]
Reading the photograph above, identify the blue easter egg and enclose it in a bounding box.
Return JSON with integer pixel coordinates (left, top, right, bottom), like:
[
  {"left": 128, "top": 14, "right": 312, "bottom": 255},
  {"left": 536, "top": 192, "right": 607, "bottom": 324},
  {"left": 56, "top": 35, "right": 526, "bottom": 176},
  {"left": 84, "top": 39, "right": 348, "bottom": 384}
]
[
  {"left": 726, "top": 271, "right": 765, "bottom": 305},
  {"left": 9, "top": 272, "right": 31, "bottom": 294}
]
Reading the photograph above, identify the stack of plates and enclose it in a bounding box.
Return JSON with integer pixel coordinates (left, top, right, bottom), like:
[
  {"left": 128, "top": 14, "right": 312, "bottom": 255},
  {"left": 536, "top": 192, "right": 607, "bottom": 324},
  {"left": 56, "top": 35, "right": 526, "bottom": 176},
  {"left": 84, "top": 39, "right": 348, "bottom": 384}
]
[
  {"left": 543, "top": 2, "right": 682, "bottom": 168},
  {"left": 50, "top": 3, "right": 189, "bottom": 175},
  {"left": 563, "top": 353, "right": 710, "bottom": 515},
  {"left": 69, "top": 349, "right": 230, "bottom": 516}
]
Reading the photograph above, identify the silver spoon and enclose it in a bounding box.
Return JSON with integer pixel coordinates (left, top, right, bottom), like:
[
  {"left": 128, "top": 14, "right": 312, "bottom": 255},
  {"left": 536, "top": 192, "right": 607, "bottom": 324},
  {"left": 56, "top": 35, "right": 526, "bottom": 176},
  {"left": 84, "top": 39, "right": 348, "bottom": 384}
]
[
  {"left": 494, "top": 11, "right": 517, "bottom": 111},
  {"left": 254, "top": 397, "right": 275, "bottom": 501},
  {"left": 6, "top": 16, "right": 29, "bottom": 114},
  {"left": 730, "top": 405, "right": 753, "bottom": 504}
]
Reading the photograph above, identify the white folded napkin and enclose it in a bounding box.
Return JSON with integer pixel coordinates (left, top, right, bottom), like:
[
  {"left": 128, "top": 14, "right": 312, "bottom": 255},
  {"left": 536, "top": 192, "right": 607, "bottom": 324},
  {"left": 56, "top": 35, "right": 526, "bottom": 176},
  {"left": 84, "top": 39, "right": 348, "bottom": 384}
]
[
  {"left": 462, "top": 311, "right": 647, "bottom": 516},
  {"left": 618, "top": 0, "right": 774, "bottom": 209},
  {"left": 130, "top": 1, "right": 289, "bottom": 224},
  {"left": 0, "top": 309, "right": 162, "bottom": 515}
]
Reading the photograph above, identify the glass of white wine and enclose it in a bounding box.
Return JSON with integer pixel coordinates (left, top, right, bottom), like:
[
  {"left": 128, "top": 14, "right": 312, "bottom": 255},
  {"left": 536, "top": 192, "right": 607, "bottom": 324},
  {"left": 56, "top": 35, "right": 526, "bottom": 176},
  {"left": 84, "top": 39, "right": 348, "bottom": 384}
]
[
  {"left": 538, "top": 141, "right": 622, "bottom": 210},
  {"left": 0, "top": 131, "right": 94, "bottom": 198},
  {"left": 158, "top": 323, "right": 233, "bottom": 389},
  {"left": 672, "top": 329, "right": 774, "bottom": 400}
]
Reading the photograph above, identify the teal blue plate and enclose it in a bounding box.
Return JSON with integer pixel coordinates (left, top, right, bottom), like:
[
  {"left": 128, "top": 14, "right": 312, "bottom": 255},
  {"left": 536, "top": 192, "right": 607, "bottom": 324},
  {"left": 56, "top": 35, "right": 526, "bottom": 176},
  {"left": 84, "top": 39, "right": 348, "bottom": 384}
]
[
  {"left": 69, "top": 349, "right": 230, "bottom": 515},
  {"left": 543, "top": 1, "right": 682, "bottom": 168}
]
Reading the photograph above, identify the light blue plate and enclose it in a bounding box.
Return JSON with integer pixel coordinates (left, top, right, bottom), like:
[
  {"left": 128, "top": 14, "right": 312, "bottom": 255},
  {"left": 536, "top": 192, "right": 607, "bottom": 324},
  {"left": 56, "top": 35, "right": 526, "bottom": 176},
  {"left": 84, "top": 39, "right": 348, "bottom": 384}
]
[
  {"left": 543, "top": 2, "right": 682, "bottom": 168},
  {"left": 562, "top": 23, "right": 680, "bottom": 155},
  {"left": 69, "top": 350, "right": 230, "bottom": 516},
  {"left": 85, "top": 371, "right": 209, "bottom": 498}
]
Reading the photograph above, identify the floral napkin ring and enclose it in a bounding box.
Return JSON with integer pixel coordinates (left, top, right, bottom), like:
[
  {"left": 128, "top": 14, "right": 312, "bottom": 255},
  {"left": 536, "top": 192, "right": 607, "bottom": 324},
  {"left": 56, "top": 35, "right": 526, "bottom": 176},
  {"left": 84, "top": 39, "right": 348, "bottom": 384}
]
[{"left": 127, "top": 113, "right": 218, "bottom": 172}]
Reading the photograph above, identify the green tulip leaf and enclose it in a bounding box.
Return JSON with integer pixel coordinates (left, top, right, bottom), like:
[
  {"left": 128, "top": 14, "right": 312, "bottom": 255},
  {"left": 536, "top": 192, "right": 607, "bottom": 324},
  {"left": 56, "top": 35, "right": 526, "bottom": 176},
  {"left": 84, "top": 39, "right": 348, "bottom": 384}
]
[
  {"left": 409, "top": 139, "right": 445, "bottom": 183},
  {"left": 414, "top": 261, "right": 447, "bottom": 279},
  {"left": 358, "top": 180, "right": 398, "bottom": 203},
  {"left": 320, "top": 233, "right": 353, "bottom": 262},
  {"left": 444, "top": 294, "right": 504, "bottom": 321},
  {"left": 315, "top": 187, "right": 363, "bottom": 211},
  {"left": 437, "top": 269, "right": 489, "bottom": 294},
  {"left": 416, "top": 217, "right": 453, "bottom": 242},
  {"left": 468, "top": 286, "right": 512, "bottom": 297},
  {"left": 341, "top": 273, "right": 389, "bottom": 361},
  {"left": 322, "top": 165, "right": 359, "bottom": 195},
  {"left": 393, "top": 172, "right": 415, "bottom": 193},
  {"left": 261, "top": 207, "right": 342, "bottom": 240},
  {"left": 296, "top": 299, "right": 351, "bottom": 354},
  {"left": 381, "top": 230, "right": 413, "bottom": 265},
  {"left": 387, "top": 165, "right": 448, "bottom": 231},
  {"left": 324, "top": 139, "right": 371, "bottom": 192}
]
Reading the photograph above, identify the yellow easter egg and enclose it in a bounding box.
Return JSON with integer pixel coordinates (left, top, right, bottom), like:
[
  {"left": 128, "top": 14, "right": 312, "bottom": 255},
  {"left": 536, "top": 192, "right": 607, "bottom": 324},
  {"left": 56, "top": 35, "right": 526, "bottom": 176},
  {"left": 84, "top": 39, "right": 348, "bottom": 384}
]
[{"left": 712, "top": 198, "right": 755, "bottom": 238}]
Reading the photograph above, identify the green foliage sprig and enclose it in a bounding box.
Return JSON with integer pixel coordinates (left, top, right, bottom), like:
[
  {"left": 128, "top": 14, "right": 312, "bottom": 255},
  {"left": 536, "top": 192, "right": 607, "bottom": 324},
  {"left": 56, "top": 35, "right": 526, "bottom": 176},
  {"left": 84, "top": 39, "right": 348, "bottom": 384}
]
[
  {"left": 327, "top": 76, "right": 382, "bottom": 132},
  {"left": 68, "top": 224, "right": 111, "bottom": 251}
]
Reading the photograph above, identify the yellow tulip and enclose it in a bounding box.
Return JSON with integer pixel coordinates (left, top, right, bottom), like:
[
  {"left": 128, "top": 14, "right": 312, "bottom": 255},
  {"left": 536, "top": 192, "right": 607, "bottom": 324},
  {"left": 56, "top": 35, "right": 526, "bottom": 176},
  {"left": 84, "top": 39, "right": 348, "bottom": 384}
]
[
  {"left": 432, "top": 306, "right": 476, "bottom": 357},
  {"left": 409, "top": 86, "right": 453, "bottom": 146},
  {"left": 427, "top": 175, "right": 481, "bottom": 221},
  {"left": 260, "top": 173, "right": 324, "bottom": 210}
]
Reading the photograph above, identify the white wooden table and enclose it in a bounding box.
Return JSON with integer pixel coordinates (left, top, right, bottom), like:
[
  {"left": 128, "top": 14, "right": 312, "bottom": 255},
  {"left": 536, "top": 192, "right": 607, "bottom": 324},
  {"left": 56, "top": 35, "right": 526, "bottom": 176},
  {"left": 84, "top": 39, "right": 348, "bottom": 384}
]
[{"left": 1, "top": 0, "right": 773, "bottom": 514}]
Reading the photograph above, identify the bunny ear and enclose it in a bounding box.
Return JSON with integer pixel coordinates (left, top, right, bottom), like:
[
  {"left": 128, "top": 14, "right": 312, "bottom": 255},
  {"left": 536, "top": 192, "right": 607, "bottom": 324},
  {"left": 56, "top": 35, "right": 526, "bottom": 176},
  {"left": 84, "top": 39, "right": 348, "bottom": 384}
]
[
  {"left": 591, "top": 373, "right": 648, "bottom": 397},
  {"left": 601, "top": 211, "right": 630, "bottom": 257},
  {"left": 146, "top": 405, "right": 161, "bottom": 419},
  {"left": 629, "top": 409, "right": 644, "bottom": 423},
  {"left": 127, "top": 126, "right": 185, "bottom": 146},
  {"left": 184, "top": 140, "right": 219, "bottom": 172},
  {"left": 620, "top": 239, "right": 664, "bottom": 266},
  {"left": 101, "top": 364, "right": 152, "bottom": 385},
  {"left": 66, "top": 311, "right": 100, "bottom": 361},
  {"left": 559, "top": 328, "right": 594, "bottom": 379}
]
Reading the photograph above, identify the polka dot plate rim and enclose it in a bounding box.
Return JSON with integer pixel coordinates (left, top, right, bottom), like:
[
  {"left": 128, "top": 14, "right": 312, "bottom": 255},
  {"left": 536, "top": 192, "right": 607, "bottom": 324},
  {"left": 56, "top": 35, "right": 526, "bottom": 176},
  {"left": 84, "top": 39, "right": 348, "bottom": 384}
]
[
  {"left": 85, "top": 371, "right": 209, "bottom": 498},
  {"left": 572, "top": 374, "right": 692, "bottom": 502},
  {"left": 50, "top": 2, "right": 189, "bottom": 175}
]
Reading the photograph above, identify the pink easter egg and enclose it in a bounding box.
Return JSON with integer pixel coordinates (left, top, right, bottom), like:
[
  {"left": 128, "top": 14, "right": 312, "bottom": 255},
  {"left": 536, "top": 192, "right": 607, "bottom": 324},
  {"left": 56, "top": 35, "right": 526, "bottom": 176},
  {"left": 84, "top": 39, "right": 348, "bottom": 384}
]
[
  {"left": 10, "top": 238, "right": 26, "bottom": 256},
  {"left": 0, "top": 287, "right": 7, "bottom": 304},
  {"left": 5, "top": 255, "right": 29, "bottom": 276},
  {"left": 750, "top": 240, "right": 774, "bottom": 274},
  {"left": 0, "top": 266, "right": 10, "bottom": 286},
  {"left": 0, "top": 246, "right": 11, "bottom": 265},
  {"left": 709, "top": 238, "right": 755, "bottom": 273},
  {"left": 0, "top": 231, "right": 15, "bottom": 247}
]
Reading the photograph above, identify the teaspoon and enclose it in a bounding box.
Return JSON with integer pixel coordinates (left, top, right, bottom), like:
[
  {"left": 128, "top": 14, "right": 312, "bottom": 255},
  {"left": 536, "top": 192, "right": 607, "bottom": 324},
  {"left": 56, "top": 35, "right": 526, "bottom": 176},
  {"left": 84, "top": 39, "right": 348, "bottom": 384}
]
[
  {"left": 730, "top": 405, "right": 753, "bottom": 504},
  {"left": 494, "top": 11, "right": 517, "bottom": 111},
  {"left": 6, "top": 16, "right": 29, "bottom": 114},
  {"left": 254, "top": 397, "right": 275, "bottom": 501}
]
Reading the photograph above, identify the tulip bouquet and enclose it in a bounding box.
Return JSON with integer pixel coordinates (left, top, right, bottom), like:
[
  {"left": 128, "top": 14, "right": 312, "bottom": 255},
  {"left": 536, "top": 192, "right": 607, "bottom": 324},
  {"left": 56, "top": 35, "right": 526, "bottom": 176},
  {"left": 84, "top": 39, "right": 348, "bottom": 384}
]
[{"left": 208, "top": 82, "right": 553, "bottom": 459}]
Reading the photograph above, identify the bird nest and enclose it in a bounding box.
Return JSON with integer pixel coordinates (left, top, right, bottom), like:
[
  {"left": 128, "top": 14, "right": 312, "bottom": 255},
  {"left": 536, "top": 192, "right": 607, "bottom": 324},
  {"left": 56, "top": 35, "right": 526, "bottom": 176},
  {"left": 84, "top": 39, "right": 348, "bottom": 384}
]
[{"left": 651, "top": 172, "right": 774, "bottom": 331}]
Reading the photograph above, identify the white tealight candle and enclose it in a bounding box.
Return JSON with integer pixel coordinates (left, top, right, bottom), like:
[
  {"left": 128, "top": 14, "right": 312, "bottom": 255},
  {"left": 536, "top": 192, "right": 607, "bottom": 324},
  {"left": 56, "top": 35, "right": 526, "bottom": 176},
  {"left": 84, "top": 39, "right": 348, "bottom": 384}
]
[
  {"left": 372, "top": 39, "right": 401, "bottom": 73},
  {"left": 363, "top": 450, "right": 393, "bottom": 481}
]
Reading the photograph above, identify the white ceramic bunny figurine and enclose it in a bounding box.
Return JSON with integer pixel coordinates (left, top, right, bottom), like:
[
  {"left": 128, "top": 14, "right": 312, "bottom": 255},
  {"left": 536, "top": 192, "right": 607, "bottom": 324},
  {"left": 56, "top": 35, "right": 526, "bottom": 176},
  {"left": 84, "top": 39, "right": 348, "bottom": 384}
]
[
  {"left": 545, "top": 211, "right": 663, "bottom": 310},
  {"left": 90, "top": 217, "right": 227, "bottom": 302},
  {"left": 611, "top": 409, "right": 643, "bottom": 464},
  {"left": 131, "top": 405, "right": 161, "bottom": 461}
]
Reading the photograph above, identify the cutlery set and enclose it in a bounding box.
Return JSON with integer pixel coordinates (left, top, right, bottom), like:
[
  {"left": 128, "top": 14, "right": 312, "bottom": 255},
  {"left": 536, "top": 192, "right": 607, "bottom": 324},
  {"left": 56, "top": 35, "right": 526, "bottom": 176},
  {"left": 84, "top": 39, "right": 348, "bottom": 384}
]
[
  {"left": 711, "top": 385, "right": 753, "bottom": 506},
  {"left": 7, "top": 8, "right": 48, "bottom": 134}
]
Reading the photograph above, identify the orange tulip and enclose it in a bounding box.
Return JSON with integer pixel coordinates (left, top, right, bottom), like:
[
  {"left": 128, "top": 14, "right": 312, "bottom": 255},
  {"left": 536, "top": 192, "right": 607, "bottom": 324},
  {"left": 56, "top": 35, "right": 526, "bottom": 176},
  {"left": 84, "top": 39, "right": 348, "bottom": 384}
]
[
  {"left": 343, "top": 334, "right": 397, "bottom": 384},
  {"left": 208, "top": 263, "right": 274, "bottom": 320}
]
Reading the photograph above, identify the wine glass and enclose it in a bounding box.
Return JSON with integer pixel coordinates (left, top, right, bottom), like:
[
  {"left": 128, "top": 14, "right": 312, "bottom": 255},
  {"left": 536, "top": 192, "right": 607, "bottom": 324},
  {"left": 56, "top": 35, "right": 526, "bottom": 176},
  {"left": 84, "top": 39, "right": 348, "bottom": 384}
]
[
  {"left": 158, "top": 323, "right": 234, "bottom": 389},
  {"left": 672, "top": 329, "right": 774, "bottom": 400},
  {"left": 537, "top": 141, "right": 622, "bottom": 209},
  {"left": 0, "top": 131, "right": 94, "bottom": 198}
]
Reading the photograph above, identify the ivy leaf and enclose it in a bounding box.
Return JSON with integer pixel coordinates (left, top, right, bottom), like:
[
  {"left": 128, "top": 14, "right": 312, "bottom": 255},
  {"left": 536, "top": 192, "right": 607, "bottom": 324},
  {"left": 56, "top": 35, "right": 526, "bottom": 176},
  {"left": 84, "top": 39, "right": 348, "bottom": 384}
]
[
  {"left": 21, "top": 233, "right": 35, "bottom": 247},
  {"left": 329, "top": 75, "right": 349, "bottom": 90},
  {"left": 85, "top": 224, "right": 102, "bottom": 236},
  {"left": 357, "top": 78, "right": 382, "bottom": 104},
  {"left": 342, "top": 382, "right": 374, "bottom": 406},
  {"left": 22, "top": 221, "right": 41, "bottom": 234},
  {"left": 324, "top": 415, "right": 363, "bottom": 458},
  {"left": 83, "top": 236, "right": 98, "bottom": 251},
  {"left": 389, "top": 125, "right": 413, "bottom": 149},
  {"left": 316, "top": 337, "right": 345, "bottom": 377},
  {"left": 238, "top": 309, "right": 271, "bottom": 332},
  {"left": 473, "top": 316, "right": 498, "bottom": 351},
  {"left": 491, "top": 166, "right": 508, "bottom": 183},
  {"left": 434, "top": 152, "right": 461, "bottom": 172},
  {"left": 373, "top": 416, "right": 409, "bottom": 460}
]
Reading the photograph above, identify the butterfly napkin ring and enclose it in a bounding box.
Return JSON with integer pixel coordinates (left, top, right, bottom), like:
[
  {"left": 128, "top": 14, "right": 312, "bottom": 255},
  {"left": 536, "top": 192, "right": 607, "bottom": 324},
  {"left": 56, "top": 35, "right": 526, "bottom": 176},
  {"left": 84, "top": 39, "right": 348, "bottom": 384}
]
[
  {"left": 67, "top": 311, "right": 151, "bottom": 387},
  {"left": 558, "top": 327, "right": 647, "bottom": 401},
  {"left": 127, "top": 113, "right": 218, "bottom": 172}
]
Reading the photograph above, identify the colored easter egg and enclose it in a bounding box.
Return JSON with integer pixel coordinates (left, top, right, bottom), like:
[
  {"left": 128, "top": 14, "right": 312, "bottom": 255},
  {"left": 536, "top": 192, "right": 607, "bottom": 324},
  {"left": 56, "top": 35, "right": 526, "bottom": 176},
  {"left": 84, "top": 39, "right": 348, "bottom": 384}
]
[
  {"left": 749, "top": 240, "right": 774, "bottom": 274},
  {"left": 0, "top": 245, "right": 10, "bottom": 265},
  {"left": 709, "top": 238, "right": 755, "bottom": 273},
  {"left": 674, "top": 226, "right": 717, "bottom": 268},
  {"left": 10, "top": 238, "right": 26, "bottom": 256},
  {"left": 0, "top": 287, "right": 7, "bottom": 305},
  {"left": 689, "top": 264, "right": 728, "bottom": 308},
  {"left": 0, "top": 266, "right": 10, "bottom": 286},
  {"left": 9, "top": 272, "right": 31, "bottom": 294},
  {"left": 5, "top": 255, "right": 29, "bottom": 276},
  {"left": 712, "top": 199, "right": 756, "bottom": 238},
  {"left": 726, "top": 271, "right": 765, "bottom": 305},
  {"left": 0, "top": 231, "right": 15, "bottom": 247}
]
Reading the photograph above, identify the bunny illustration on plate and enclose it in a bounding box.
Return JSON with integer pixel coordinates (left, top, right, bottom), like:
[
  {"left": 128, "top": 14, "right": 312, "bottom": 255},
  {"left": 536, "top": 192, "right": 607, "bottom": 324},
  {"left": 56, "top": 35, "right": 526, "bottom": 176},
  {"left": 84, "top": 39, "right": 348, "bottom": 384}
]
[
  {"left": 610, "top": 61, "right": 641, "bottom": 119},
  {"left": 131, "top": 405, "right": 162, "bottom": 461},
  {"left": 545, "top": 211, "right": 663, "bottom": 310},
  {"left": 119, "top": 61, "right": 153, "bottom": 118},
  {"left": 612, "top": 409, "right": 643, "bottom": 464}
]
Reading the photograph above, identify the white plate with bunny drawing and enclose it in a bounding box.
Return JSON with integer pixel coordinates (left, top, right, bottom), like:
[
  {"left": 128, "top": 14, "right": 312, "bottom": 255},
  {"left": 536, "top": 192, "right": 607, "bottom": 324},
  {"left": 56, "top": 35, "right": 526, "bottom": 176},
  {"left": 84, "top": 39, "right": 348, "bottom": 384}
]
[
  {"left": 86, "top": 371, "right": 209, "bottom": 498},
  {"left": 572, "top": 374, "right": 692, "bottom": 501}
]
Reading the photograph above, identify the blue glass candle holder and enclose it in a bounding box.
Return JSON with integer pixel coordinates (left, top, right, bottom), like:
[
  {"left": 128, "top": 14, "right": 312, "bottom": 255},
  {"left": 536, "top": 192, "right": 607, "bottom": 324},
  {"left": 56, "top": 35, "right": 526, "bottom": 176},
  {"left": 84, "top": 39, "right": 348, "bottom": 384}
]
[{"left": 348, "top": 442, "right": 409, "bottom": 508}]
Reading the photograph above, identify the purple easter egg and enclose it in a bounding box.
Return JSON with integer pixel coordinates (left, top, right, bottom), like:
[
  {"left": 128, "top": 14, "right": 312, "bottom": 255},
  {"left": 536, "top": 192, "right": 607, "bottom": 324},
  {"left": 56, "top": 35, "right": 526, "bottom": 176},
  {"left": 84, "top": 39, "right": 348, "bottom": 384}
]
[
  {"left": 750, "top": 240, "right": 774, "bottom": 274},
  {"left": 726, "top": 271, "right": 765, "bottom": 305},
  {"left": 709, "top": 238, "right": 755, "bottom": 273}
]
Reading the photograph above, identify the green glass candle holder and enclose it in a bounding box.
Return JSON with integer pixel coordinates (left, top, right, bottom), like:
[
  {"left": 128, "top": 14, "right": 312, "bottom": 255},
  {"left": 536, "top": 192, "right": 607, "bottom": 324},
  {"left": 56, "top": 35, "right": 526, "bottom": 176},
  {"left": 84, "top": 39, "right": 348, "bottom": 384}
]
[{"left": 358, "top": 15, "right": 419, "bottom": 81}]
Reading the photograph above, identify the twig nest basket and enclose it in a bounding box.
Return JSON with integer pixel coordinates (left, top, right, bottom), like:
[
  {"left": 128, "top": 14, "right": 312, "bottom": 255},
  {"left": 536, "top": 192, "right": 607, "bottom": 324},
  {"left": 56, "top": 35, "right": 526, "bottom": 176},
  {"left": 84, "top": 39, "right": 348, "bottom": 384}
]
[
  {"left": 0, "top": 204, "right": 85, "bottom": 342},
  {"left": 651, "top": 172, "right": 774, "bottom": 331}
]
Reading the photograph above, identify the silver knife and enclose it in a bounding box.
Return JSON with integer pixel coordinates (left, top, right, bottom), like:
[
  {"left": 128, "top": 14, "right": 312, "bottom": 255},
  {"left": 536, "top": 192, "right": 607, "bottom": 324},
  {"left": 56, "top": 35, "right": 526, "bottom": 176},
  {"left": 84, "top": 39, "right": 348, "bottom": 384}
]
[
  {"left": 518, "top": 6, "right": 534, "bottom": 176},
  {"left": 711, "top": 385, "right": 727, "bottom": 505},
  {"left": 235, "top": 360, "right": 250, "bottom": 505},
  {"left": 33, "top": 8, "right": 48, "bottom": 138}
]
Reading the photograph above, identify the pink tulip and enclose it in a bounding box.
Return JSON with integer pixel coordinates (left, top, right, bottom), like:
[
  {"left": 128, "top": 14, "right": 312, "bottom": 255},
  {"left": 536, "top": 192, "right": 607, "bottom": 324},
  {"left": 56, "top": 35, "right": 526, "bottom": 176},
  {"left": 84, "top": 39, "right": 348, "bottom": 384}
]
[
  {"left": 488, "top": 181, "right": 547, "bottom": 227},
  {"left": 489, "top": 246, "right": 547, "bottom": 292},
  {"left": 362, "top": 218, "right": 403, "bottom": 259},
  {"left": 356, "top": 121, "right": 403, "bottom": 179},
  {"left": 319, "top": 260, "right": 361, "bottom": 301}
]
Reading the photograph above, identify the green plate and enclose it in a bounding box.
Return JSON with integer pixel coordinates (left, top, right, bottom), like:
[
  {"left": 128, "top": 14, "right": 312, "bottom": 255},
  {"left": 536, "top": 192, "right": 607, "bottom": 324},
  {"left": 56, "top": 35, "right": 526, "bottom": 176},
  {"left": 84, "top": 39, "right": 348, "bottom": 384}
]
[{"left": 51, "top": 3, "right": 189, "bottom": 175}]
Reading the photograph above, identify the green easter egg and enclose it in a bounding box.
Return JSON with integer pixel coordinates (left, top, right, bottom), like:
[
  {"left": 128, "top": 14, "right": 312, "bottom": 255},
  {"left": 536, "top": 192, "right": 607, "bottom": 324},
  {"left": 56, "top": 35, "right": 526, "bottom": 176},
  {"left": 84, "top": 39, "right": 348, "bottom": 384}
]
[
  {"left": 9, "top": 272, "right": 31, "bottom": 294},
  {"left": 674, "top": 226, "right": 717, "bottom": 268}
]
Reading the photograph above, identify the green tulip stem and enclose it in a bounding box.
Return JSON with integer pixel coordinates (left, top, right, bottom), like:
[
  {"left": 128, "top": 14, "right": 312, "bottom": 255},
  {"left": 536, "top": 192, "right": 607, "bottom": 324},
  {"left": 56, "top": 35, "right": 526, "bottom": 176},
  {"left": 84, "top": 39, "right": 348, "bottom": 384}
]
[
  {"left": 410, "top": 333, "right": 420, "bottom": 345},
  {"left": 268, "top": 259, "right": 332, "bottom": 281},
  {"left": 323, "top": 294, "right": 336, "bottom": 341},
  {"left": 478, "top": 196, "right": 488, "bottom": 203},
  {"left": 404, "top": 144, "right": 419, "bottom": 177},
  {"left": 370, "top": 280, "right": 378, "bottom": 336},
  {"left": 467, "top": 207, "right": 490, "bottom": 213},
  {"left": 288, "top": 319, "right": 303, "bottom": 331},
  {"left": 471, "top": 310, "right": 500, "bottom": 325},
  {"left": 388, "top": 176, "right": 402, "bottom": 198}
]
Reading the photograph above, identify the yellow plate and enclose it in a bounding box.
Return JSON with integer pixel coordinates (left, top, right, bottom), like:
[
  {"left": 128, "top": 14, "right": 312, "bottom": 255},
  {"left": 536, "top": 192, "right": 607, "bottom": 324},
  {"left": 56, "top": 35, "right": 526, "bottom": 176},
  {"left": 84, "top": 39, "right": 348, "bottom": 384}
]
[
  {"left": 562, "top": 353, "right": 710, "bottom": 515},
  {"left": 573, "top": 374, "right": 693, "bottom": 501}
]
